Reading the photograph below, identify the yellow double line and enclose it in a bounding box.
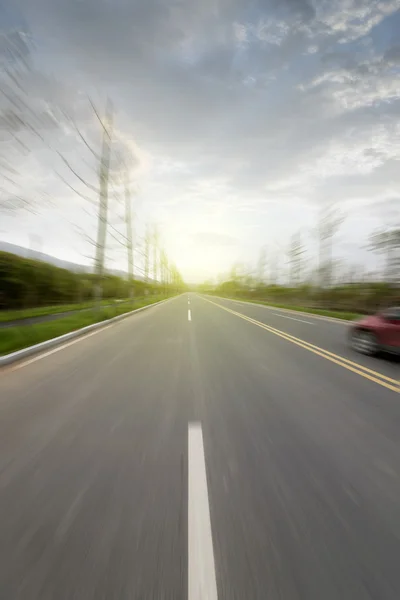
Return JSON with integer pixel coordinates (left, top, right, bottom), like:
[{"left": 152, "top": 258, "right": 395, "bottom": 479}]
[{"left": 202, "top": 297, "right": 399, "bottom": 393}]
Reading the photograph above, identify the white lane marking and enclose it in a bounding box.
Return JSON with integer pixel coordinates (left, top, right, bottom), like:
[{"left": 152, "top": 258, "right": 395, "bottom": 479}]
[
  {"left": 188, "top": 309, "right": 192, "bottom": 321},
  {"left": 188, "top": 298, "right": 191, "bottom": 304},
  {"left": 206, "top": 296, "right": 349, "bottom": 325},
  {"left": 3, "top": 326, "right": 113, "bottom": 373},
  {"left": 272, "top": 313, "right": 313, "bottom": 325},
  {"left": 188, "top": 423, "right": 218, "bottom": 600}
]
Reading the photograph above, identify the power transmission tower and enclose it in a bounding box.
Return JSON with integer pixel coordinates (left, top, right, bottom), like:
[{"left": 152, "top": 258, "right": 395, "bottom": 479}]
[{"left": 94, "top": 98, "right": 113, "bottom": 300}]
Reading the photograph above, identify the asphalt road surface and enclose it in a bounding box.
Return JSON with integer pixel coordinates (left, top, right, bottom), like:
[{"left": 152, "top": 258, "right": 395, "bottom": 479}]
[{"left": 0, "top": 293, "right": 399, "bottom": 599}]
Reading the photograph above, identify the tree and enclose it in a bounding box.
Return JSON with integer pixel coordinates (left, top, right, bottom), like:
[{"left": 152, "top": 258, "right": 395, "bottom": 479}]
[
  {"left": 288, "top": 231, "right": 305, "bottom": 286},
  {"left": 369, "top": 228, "right": 400, "bottom": 285},
  {"left": 257, "top": 246, "right": 267, "bottom": 284},
  {"left": 0, "top": 19, "right": 67, "bottom": 214},
  {"left": 153, "top": 225, "right": 159, "bottom": 282},
  {"left": 317, "top": 205, "right": 344, "bottom": 288}
]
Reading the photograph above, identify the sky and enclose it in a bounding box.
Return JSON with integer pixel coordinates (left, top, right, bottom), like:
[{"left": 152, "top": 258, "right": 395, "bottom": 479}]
[{"left": 1, "top": 0, "right": 400, "bottom": 282}]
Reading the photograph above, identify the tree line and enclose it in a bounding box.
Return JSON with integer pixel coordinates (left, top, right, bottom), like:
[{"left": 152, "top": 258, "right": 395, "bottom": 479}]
[
  {"left": 202, "top": 208, "right": 399, "bottom": 315},
  {"left": 0, "top": 251, "right": 179, "bottom": 311},
  {"left": 205, "top": 280, "right": 398, "bottom": 315}
]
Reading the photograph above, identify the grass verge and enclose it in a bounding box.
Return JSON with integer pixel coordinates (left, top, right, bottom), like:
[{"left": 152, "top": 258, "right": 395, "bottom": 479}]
[
  {"left": 215, "top": 296, "right": 361, "bottom": 321},
  {"left": 0, "top": 295, "right": 170, "bottom": 356},
  {"left": 0, "top": 298, "right": 129, "bottom": 323}
]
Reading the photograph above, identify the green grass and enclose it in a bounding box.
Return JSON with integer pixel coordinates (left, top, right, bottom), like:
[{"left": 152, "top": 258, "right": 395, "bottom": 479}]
[
  {"left": 216, "top": 296, "right": 361, "bottom": 321},
  {"left": 0, "top": 295, "right": 170, "bottom": 356},
  {"left": 0, "top": 298, "right": 129, "bottom": 323}
]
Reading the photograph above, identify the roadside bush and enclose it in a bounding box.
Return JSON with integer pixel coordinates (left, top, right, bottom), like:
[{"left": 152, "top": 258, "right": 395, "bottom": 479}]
[
  {"left": 0, "top": 251, "right": 162, "bottom": 310},
  {"left": 211, "top": 280, "right": 398, "bottom": 315}
]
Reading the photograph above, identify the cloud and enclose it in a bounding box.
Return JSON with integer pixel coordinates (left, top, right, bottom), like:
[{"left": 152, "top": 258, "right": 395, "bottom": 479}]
[
  {"left": 385, "top": 44, "right": 400, "bottom": 63},
  {"left": 3, "top": 0, "right": 400, "bottom": 280}
]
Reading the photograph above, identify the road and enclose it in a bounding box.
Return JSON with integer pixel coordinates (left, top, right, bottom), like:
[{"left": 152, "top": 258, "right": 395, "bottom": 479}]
[{"left": 0, "top": 293, "right": 399, "bottom": 599}]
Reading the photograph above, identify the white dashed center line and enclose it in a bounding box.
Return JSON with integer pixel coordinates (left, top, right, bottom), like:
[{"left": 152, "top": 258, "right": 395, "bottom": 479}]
[{"left": 188, "top": 422, "right": 218, "bottom": 600}]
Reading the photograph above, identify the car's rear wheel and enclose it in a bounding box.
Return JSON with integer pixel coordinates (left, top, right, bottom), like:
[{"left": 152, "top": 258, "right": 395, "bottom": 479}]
[{"left": 350, "top": 329, "right": 379, "bottom": 355}]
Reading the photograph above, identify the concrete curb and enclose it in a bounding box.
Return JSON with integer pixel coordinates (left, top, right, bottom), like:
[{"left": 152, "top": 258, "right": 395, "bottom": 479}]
[{"left": 0, "top": 296, "right": 174, "bottom": 368}]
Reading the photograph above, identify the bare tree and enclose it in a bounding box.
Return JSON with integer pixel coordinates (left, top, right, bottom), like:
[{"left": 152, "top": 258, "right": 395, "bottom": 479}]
[
  {"left": 153, "top": 225, "right": 159, "bottom": 282},
  {"left": 317, "top": 205, "right": 344, "bottom": 288},
  {"left": 144, "top": 224, "right": 151, "bottom": 282},
  {"left": 257, "top": 246, "right": 267, "bottom": 284},
  {"left": 160, "top": 248, "right": 169, "bottom": 293},
  {"left": 288, "top": 230, "right": 305, "bottom": 286},
  {"left": 369, "top": 227, "right": 400, "bottom": 285},
  {"left": 124, "top": 168, "right": 134, "bottom": 299},
  {"left": 0, "top": 22, "right": 70, "bottom": 215},
  {"left": 269, "top": 249, "right": 279, "bottom": 285}
]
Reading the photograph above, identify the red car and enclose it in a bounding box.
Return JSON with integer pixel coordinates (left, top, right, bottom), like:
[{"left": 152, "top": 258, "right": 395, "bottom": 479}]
[{"left": 349, "top": 307, "right": 400, "bottom": 356}]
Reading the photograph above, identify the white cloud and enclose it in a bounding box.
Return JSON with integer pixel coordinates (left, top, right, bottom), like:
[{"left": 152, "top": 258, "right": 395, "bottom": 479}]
[
  {"left": 314, "top": 0, "right": 400, "bottom": 43},
  {"left": 2, "top": 0, "right": 400, "bottom": 280}
]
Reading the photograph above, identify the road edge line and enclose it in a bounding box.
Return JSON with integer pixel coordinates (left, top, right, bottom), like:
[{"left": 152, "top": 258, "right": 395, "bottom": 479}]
[
  {"left": 206, "top": 295, "right": 352, "bottom": 325},
  {"left": 199, "top": 296, "right": 399, "bottom": 392}
]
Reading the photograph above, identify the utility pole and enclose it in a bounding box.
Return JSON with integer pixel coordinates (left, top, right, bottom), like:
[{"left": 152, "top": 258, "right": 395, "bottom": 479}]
[
  {"left": 124, "top": 169, "right": 134, "bottom": 300},
  {"left": 94, "top": 98, "right": 113, "bottom": 301},
  {"left": 317, "top": 205, "right": 343, "bottom": 289}
]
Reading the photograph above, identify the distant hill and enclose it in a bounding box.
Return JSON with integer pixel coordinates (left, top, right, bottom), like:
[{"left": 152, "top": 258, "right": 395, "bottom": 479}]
[
  {"left": 0, "top": 241, "right": 93, "bottom": 273},
  {"left": 0, "top": 241, "right": 150, "bottom": 282}
]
